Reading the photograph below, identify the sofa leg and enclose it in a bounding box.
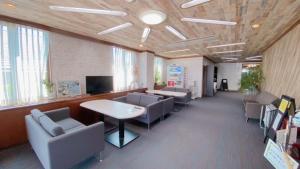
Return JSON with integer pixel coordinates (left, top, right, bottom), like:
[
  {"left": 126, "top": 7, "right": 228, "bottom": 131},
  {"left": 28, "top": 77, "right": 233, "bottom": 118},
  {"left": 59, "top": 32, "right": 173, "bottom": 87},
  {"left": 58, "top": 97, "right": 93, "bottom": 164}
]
[
  {"left": 246, "top": 118, "right": 249, "bottom": 123},
  {"left": 97, "top": 152, "right": 103, "bottom": 162},
  {"left": 148, "top": 123, "right": 150, "bottom": 131}
]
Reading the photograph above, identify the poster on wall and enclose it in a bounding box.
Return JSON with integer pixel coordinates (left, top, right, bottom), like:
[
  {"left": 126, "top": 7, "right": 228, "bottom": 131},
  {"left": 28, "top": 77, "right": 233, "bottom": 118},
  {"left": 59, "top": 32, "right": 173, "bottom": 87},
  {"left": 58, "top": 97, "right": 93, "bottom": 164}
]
[
  {"left": 167, "top": 65, "right": 185, "bottom": 88},
  {"left": 57, "top": 80, "right": 81, "bottom": 97}
]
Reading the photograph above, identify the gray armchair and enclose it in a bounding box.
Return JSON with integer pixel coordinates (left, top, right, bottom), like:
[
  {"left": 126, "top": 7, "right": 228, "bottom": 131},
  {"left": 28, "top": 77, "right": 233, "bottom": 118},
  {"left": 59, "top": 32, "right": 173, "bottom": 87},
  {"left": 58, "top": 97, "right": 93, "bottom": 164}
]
[
  {"left": 25, "top": 107, "right": 104, "bottom": 169},
  {"left": 161, "top": 87, "right": 192, "bottom": 105},
  {"left": 161, "top": 97, "right": 174, "bottom": 118},
  {"left": 243, "top": 91, "right": 277, "bottom": 122},
  {"left": 113, "top": 93, "right": 163, "bottom": 130}
]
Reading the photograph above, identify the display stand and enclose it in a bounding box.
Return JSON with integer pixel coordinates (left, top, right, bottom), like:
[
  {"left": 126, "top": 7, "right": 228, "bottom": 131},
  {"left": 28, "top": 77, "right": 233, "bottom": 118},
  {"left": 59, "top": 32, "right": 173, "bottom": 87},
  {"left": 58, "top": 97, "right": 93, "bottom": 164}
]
[{"left": 264, "top": 95, "right": 296, "bottom": 143}]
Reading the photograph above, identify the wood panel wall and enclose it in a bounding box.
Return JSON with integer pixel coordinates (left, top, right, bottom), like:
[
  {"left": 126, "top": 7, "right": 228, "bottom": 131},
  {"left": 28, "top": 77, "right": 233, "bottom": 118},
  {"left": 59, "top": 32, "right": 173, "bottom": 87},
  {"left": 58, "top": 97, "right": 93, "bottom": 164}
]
[
  {"left": 0, "top": 88, "right": 146, "bottom": 150},
  {"left": 262, "top": 23, "right": 300, "bottom": 105}
]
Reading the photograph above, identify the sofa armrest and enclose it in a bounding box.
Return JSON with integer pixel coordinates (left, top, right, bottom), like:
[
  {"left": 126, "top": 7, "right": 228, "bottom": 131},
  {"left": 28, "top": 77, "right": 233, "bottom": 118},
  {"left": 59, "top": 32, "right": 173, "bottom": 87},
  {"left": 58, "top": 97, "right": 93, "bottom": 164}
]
[
  {"left": 113, "top": 96, "right": 127, "bottom": 103},
  {"left": 45, "top": 107, "right": 70, "bottom": 122},
  {"left": 243, "top": 95, "right": 257, "bottom": 102},
  {"left": 245, "top": 102, "right": 262, "bottom": 119},
  {"left": 146, "top": 101, "right": 163, "bottom": 122},
  {"left": 186, "top": 91, "right": 192, "bottom": 102},
  {"left": 47, "top": 122, "right": 104, "bottom": 169},
  {"left": 161, "top": 97, "right": 174, "bottom": 115}
]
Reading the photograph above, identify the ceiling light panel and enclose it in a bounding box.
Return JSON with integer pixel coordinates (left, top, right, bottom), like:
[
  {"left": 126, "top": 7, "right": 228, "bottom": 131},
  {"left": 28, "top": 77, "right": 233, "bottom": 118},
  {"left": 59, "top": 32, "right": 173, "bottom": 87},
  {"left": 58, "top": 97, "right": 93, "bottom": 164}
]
[
  {"left": 175, "top": 53, "right": 199, "bottom": 57},
  {"left": 162, "top": 49, "right": 190, "bottom": 53},
  {"left": 98, "top": 22, "right": 133, "bottom": 35},
  {"left": 141, "top": 27, "right": 151, "bottom": 43},
  {"left": 139, "top": 10, "right": 167, "bottom": 25},
  {"left": 222, "top": 57, "right": 238, "bottom": 60},
  {"left": 181, "top": 0, "right": 210, "bottom": 8},
  {"left": 165, "top": 26, "right": 187, "bottom": 40},
  {"left": 246, "top": 55, "right": 263, "bottom": 59},
  {"left": 213, "top": 50, "right": 243, "bottom": 54},
  {"left": 207, "top": 42, "right": 246, "bottom": 48},
  {"left": 49, "top": 6, "right": 127, "bottom": 16},
  {"left": 181, "top": 18, "right": 237, "bottom": 26}
]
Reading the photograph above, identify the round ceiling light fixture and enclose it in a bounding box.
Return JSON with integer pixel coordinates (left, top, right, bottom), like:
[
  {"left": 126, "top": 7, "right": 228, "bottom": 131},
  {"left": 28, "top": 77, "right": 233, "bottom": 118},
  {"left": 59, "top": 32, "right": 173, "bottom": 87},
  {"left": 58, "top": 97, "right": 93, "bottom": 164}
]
[{"left": 139, "top": 10, "right": 167, "bottom": 25}]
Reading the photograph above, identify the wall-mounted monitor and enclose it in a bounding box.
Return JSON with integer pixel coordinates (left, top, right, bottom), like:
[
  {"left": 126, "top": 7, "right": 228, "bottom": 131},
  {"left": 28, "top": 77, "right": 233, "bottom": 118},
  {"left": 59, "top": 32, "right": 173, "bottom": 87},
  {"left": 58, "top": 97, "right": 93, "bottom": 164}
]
[{"left": 86, "top": 76, "right": 113, "bottom": 94}]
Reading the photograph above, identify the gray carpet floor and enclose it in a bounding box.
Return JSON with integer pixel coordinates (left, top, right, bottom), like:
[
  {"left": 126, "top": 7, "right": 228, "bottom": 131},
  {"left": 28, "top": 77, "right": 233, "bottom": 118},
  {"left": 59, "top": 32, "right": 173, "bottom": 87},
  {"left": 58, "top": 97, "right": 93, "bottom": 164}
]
[{"left": 0, "top": 92, "right": 273, "bottom": 169}]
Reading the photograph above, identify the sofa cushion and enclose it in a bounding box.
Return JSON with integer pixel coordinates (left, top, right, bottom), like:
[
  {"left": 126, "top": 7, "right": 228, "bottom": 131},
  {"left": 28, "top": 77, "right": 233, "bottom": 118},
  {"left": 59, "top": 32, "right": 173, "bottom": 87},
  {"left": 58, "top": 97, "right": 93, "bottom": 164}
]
[
  {"left": 256, "top": 91, "right": 277, "bottom": 105},
  {"left": 175, "top": 88, "right": 189, "bottom": 93},
  {"left": 39, "top": 115, "right": 64, "bottom": 137},
  {"left": 126, "top": 93, "right": 141, "bottom": 105},
  {"left": 139, "top": 95, "right": 159, "bottom": 107},
  {"left": 56, "top": 118, "right": 83, "bottom": 131},
  {"left": 31, "top": 109, "right": 45, "bottom": 123},
  {"left": 161, "top": 87, "right": 175, "bottom": 91}
]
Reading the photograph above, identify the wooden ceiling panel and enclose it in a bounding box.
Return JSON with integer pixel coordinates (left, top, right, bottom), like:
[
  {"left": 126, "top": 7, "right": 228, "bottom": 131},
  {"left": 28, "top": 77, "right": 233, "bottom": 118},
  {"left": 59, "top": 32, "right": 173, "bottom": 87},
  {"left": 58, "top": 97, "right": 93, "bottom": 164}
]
[{"left": 0, "top": 0, "right": 299, "bottom": 62}]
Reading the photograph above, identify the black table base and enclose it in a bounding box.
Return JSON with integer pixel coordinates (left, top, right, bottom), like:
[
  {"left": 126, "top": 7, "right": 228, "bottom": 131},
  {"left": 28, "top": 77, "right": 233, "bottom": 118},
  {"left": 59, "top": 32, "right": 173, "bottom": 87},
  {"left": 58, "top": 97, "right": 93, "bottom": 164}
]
[{"left": 105, "top": 120, "right": 139, "bottom": 148}]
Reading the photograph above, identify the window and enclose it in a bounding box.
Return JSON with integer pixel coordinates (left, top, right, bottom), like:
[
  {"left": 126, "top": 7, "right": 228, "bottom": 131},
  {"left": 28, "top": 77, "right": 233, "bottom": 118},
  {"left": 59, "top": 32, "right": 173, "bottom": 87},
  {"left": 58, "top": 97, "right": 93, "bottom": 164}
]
[
  {"left": 154, "top": 57, "right": 163, "bottom": 84},
  {"left": 113, "top": 47, "right": 138, "bottom": 91},
  {"left": 0, "top": 22, "right": 49, "bottom": 106}
]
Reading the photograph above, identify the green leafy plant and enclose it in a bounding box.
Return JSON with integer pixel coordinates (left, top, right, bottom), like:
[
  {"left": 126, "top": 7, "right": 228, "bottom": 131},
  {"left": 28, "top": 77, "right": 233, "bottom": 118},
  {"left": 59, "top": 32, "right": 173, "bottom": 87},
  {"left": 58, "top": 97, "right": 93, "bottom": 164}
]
[
  {"left": 154, "top": 71, "right": 161, "bottom": 85},
  {"left": 161, "top": 81, "right": 167, "bottom": 86},
  {"left": 42, "top": 78, "right": 54, "bottom": 94},
  {"left": 240, "top": 66, "right": 264, "bottom": 92}
]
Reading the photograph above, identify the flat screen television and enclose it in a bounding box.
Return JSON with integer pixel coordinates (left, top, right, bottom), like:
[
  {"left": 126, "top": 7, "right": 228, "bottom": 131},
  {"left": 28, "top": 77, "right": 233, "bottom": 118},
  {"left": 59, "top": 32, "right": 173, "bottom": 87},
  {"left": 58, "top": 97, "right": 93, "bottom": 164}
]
[{"left": 86, "top": 76, "right": 113, "bottom": 94}]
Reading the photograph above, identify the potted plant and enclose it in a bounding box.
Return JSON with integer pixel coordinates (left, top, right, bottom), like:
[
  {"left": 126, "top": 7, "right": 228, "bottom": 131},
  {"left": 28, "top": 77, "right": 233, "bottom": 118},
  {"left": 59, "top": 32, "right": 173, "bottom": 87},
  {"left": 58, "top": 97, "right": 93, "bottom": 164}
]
[
  {"left": 42, "top": 78, "right": 56, "bottom": 99},
  {"left": 240, "top": 66, "right": 264, "bottom": 95}
]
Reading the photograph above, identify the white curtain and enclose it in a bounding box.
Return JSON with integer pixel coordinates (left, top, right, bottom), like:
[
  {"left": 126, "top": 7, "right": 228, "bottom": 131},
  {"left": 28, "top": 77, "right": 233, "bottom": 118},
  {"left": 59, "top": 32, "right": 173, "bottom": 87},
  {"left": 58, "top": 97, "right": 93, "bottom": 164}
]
[
  {"left": 113, "top": 47, "right": 137, "bottom": 91},
  {"left": 154, "top": 57, "right": 164, "bottom": 84},
  {"left": 0, "top": 22, "right": 49, "bottom": 106}
]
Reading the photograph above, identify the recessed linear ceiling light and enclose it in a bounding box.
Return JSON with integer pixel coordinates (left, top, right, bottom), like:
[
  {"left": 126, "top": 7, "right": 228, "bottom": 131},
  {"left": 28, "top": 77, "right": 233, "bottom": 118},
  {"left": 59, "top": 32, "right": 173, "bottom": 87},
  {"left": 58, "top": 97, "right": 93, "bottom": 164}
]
[
  {"left": 213, "top": 50, "right": 243, "bottom": 54},
  {"left": 181, "top": 0, "right": 210, "bottom": 8},
  {"left": 246, "top": 58, "right": 262, "bottom": 61},
  {"left": 176, "top": 53, "right": 199, "bottom": 57},
  {"left": 222, "top": 57, "right": 238, "bottom": 60},
  {"left": 162, "top": 49, "right": 190, "bottom": 53},
  {"left": 181, "top": 18, "right": 237, "bottom": 26},
  {"left": 141, "top": 27, "right": 151, "bottom": 43},
  {"left": 49, "top": 6, "right": 127, "bottom": 16},
  {"left": 165, "top": 26, "right": 187, "bottom": 40},
  {"left": 224, "top": 59, "right": 237, "bottom": 62},
  {"left": 207, "top": 42, "right": 246, "bottom": 48},
  {"left": 98, "top": 22, "right": 133, "bottom": 35},
  {"left": 139, "top": 10, "right": 167, "bottom": 25},
  {"left": 246, "top": 55, "right": 262, "bottom": 59}
]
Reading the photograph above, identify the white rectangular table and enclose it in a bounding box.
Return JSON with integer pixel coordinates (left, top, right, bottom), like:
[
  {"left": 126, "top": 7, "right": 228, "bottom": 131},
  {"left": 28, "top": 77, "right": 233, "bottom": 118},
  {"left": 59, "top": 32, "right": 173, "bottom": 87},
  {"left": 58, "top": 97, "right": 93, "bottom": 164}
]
[
  {"left": 80, "top": 99, "right": 145, "bottom": 148},
  {"left": 146, "top": 90, "right": 186, "bottom": 97}
]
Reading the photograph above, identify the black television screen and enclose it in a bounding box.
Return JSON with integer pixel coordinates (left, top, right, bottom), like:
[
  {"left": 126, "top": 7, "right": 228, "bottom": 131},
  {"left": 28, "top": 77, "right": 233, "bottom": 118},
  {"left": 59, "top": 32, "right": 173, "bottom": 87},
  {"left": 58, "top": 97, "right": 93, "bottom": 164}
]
[{"left": 86, "top": 76, "right": 113, "bottom": 94}]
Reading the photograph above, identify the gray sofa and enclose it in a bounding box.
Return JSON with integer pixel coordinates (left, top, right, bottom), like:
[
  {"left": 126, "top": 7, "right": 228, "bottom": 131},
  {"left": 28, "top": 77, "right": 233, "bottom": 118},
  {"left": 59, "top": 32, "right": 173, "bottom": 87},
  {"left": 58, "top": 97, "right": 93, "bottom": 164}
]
[
  {"left": 113, "top": 93, "right": 164, "bottom": 129},
  {"left": 161, "top": 87, "right": 192, "bottom": 105},
  {"left": 243, "top": 91, "right": 278, "bottom": 121},
  {"left": 25, "top": 107, "right": 104, "bottom": 169},
  {"left": 134, "top": 92, "right": 174, "bottom": 118}
]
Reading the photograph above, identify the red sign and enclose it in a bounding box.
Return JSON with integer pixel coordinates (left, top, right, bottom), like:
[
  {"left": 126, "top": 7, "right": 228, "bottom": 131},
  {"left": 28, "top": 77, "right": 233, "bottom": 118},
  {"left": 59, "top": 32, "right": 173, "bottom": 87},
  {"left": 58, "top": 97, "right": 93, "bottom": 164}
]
[{"left": 168, "top": 81, "right": 175, "bottom": 87}]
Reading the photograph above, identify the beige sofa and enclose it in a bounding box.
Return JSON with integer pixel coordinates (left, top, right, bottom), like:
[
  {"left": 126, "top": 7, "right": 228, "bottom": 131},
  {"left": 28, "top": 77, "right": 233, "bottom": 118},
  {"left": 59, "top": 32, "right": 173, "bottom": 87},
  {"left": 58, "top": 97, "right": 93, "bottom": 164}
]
[{"left": 243, "top": 91, "right": 278, "bottom": 122}]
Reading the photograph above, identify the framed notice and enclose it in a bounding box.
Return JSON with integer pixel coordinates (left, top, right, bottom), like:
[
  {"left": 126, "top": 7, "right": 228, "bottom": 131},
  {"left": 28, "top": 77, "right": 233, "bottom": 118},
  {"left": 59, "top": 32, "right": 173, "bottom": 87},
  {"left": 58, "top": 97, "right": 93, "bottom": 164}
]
[
  {"left": 264, "top": 139, "right": 298, "bottom": 169},
  {"left": 57, "top": 80, "right": 81, "bottom": 97},
  {"left": 167, "top": 65, "right": 185, "bottom": 88}
]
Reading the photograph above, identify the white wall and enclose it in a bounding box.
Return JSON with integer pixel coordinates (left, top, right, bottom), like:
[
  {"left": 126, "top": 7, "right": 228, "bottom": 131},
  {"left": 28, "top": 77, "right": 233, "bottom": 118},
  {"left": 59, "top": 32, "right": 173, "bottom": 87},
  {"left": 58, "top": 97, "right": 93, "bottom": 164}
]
[
  {"left": 139, "top": 52, "right": 155, "bottom": 90},
  {"left": 167, "top": 57, "right": 203, "bottom": 98},
  {"left": 50, "top": 32, "right": 141, "bottom": 94},
  {"left": 217, "top": 63, "right": 242, "bottom": 91}
]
